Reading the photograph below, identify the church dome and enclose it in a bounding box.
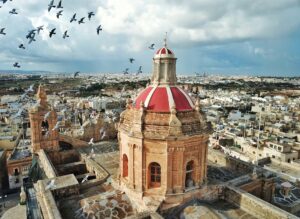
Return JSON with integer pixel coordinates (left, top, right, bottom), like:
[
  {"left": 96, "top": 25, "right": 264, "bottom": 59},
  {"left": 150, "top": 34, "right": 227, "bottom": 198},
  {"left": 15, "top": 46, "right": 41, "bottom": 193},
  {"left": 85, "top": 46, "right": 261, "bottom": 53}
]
[
  {"left": 154, "top": 47, "right": 175, "bottom": 59},
  {"left": 135, "top": 86, "right": 194, "bottom": 112}
]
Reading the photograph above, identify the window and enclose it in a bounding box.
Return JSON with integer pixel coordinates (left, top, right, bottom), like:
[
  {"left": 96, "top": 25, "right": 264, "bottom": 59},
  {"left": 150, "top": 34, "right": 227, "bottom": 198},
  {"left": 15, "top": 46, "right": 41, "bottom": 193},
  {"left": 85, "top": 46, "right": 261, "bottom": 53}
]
[
  {"left": 41, "top": 120, "right": 49, "bottom": 135},
  {"left": 123, "top": 154, "right": 128, "bottom": 177},
  {"left": 185, "top": 161, "right": 195, "bottom": 188},
  {"left": 14, "top": 168, "right": 19, "bottom": 176},
  {"left": 149, "top": 162, "right": 161, "bottom": 188}
]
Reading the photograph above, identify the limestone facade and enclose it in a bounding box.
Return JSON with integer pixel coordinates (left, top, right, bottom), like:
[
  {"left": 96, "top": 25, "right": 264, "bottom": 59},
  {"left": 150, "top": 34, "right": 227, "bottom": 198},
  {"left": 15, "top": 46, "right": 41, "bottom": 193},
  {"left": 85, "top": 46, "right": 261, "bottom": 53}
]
[
  {"left": 29, "top": 85, "right": 59, "bottom": 153},
  {"left": 118, "top": 42, "right": 210, "bottom": 202}
]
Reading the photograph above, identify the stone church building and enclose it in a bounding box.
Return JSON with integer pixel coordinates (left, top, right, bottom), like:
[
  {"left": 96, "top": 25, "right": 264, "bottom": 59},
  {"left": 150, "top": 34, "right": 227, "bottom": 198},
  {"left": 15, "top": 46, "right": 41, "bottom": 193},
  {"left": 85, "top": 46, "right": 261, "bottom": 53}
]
[{"left": 118, "top": 39, "right": 210, "bottom": 208}]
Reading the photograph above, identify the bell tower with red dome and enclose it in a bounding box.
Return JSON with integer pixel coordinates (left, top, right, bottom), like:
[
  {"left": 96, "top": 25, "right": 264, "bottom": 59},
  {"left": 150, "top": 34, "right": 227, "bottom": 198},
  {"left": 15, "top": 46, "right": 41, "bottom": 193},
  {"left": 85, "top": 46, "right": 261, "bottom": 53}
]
[{"left": 118, "top": 37, "right": 210, "bottom": 209}]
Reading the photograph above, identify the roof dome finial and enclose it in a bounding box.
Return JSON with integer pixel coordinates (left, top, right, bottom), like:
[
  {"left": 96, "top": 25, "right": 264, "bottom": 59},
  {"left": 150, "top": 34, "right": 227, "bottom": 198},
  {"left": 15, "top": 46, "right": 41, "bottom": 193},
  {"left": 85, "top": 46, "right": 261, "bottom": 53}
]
[{"left": 164, "top": 32, "right": 168, "bottom": 47}]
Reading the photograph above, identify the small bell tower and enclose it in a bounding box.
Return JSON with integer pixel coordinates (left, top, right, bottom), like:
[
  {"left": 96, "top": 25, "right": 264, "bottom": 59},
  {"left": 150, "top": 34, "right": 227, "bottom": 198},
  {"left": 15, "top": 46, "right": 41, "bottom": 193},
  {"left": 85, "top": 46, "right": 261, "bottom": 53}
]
[{"left": 29, "top": 85, "right": 59, "bottom": 153}]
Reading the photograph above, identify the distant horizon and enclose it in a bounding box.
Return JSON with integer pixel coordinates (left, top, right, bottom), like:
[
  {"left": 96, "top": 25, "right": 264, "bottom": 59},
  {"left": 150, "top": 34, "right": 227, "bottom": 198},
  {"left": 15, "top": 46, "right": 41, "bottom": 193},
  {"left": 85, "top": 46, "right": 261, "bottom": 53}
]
[
  {"left": 1, "top": 1, "right": 300, "bottom": 77},
  {"left": 0, "top": 69, "right": 299, "bottom": 78}
]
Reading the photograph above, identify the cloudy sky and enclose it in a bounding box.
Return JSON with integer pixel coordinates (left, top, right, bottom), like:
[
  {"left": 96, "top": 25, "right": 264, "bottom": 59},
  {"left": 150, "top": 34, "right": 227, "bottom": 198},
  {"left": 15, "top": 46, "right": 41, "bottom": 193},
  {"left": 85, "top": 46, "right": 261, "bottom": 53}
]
[{"left": 0, "top": 0, "right": 299, "bottom": 76}]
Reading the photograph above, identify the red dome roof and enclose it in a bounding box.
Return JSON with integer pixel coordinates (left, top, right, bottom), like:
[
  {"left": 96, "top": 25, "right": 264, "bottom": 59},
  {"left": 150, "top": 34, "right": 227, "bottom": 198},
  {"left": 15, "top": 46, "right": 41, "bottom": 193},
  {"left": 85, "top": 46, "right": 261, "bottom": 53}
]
[
  {"left": 135, "top": 86, "right": 194, "bottom": 112},
  {"left": 156, "top": 47, "right": 174, "bottom": 55}
]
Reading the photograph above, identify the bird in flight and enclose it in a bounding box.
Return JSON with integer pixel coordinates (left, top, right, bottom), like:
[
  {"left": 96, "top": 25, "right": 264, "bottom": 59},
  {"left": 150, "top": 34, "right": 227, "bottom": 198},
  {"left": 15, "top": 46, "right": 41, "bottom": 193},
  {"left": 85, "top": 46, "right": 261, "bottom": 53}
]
[
  {"left": 88, "top": 138, "right": 94, "bottom": 146},
  {"left": 18, "top": 44, "right": 25, "bottom": 49},
  {"left": 26, "top": 29, "right": 36, "bottom": 39},
  {"left": 9, "top": 8, "right": 17, "bottom": 15},
  {"left": 56, "top": 10, "right": 63, "bottom": 19},
  {"left": 52, "top": 121, "right": 61, "bottom": 131},
  {"left": 63, "top": 30, "right": 69, "bottom": 39},
  {"left": 96, "top": 25, "right": 102, "bottom": 35},
  {"left": 48, "top": 0, "right": 56, "bottom": 12},
  {"left": 44, "top": 111, "right": 51, "bottom": 120},
  {"left": 148, "top": 43, "right": 155, "bottom": 50},
  {"left": 129, "top": 58, "right": 135, "bottom": 63},
  {"left": 28, "top": 35, "right": 36, "bottom": 44},
  {"left": 36, "top": 26, "right": 44, "bottom": 34},
  {"left": 88, "top": 11, "right": 95, "bottom": 20},
  {"left": 49, "top": 28, "right": 56, "bottom": 38},
  {"left": 123, "top": 68, "right": 129, "bottom": 75},
  {"left": 0, "top": 28, "right": 6, "bottom": 35},
  {"left": 13, "top": 62, "right": 21, "bottom": 68},
  {"left": 78, "top": 17, "right": 85, "bottom": 24},
  {"left": 70, "top": 13, "right": 76, "bottom": 23},
  {"left": 45, "top": 179, "right": 56, "bottom": 190},
  {"left": 74, "top": 71, "right": 80, "bottom": 78},
  {"left": 25, "top": 84, "right": 34, "bottom": 93},
  {"left": 137, "top": 66, "right": 142, "bottom": 75},
  {"left": 56, "top": 0, "right": 63, "bottom": 9}
]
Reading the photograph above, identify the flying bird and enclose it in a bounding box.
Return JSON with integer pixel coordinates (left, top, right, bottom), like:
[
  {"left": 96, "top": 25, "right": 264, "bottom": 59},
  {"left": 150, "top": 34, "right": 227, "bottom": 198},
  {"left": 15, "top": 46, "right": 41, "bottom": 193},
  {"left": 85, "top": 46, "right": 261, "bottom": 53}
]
[
  {"left": 74, "top": 71, "right": 80, "bottom": 78},
  {"left": 96, "top": 25, "right": 102, "bottom": 35},
  {"left": 88, "top": 138, "right": 94, "bottom": 146},
  {"left": 26, "top": 29, "right": 36, "bottom": 39},
  {"left": 49, "top": 28, "right": 56, "bottom": 38},
  {"left": 9, "top": 8, "right": 17, "bottom": 15},
  {"left": 70, "top": 13, "right": 76, "bottom": 23},
  {"left": 123, "top": 68, "right": 129, "bottom": 75},
  {"left": 101, "top": 131, "right": 107, "bottom": 140},
  {"left": 63, "top": 30, "right": 69, "bottom": 39},
  {"left": 36, "top": 26, "right": 44, "bottom": 34},
  {"left": 129, "top": 58, "right": 135, "bottom": 63},
  {"left": 56, "top": 0, "right": 63, "bottom": 8},
  {"left": 81, "top": 174, "right": 89, "bottom": 183},
  {"left": 13, "top": 62, "right": 20, "bottom": 68},
  {"left": 44, "top": 111, "right": 51, "bottom": 120},
  {"left": 25, "top": 84, "right": 34, "bottom": 92},
  {"left": 87, "top": 11, "right": 95, "bottom": 20},
  {"left": 56, "top": 10, "right": 63, "bottom": 19},
  {"left": 78, "top": 17, "right": 85, "bottom": 24},
  {"left": 28, "top": 35, "right": 36, "bottom": 44},
  {"left": 18, "top": 44, "right": 25, "bottom": 49},
  {"left": 48, "top": 0, "right": 56, "bottom": 12},
  {"left": 52, "top": 121, "right": 61, "bottom": 131},
  {"left": 45, "top": 179, "right": 56, "bottom": 190},
  {"left": 137, "top": 66, "right": 142, "bottom": 75},
  {"left": 0, "top": 28, "right": 6, "bottom": 35},
  {"left": 148, "top": 43, "right": 155, "bottom": 50}
]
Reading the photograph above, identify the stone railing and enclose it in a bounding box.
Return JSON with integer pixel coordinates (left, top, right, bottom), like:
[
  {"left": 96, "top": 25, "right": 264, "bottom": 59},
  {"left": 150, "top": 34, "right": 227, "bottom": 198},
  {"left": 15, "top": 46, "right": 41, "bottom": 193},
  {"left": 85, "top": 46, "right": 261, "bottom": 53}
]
[
  {"left": 224, "top": 185, "right": 298, "bottom": 219},
  {"left": 38, "top": 150, "right": 57, "bottom": 178}
]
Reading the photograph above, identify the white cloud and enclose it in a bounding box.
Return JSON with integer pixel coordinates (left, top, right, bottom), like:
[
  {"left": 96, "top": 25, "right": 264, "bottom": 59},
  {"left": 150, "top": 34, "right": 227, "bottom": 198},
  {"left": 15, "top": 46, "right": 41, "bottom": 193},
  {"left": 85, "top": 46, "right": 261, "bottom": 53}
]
[{"left": 0, "top": 0, "right": 299, "bottom": 73}]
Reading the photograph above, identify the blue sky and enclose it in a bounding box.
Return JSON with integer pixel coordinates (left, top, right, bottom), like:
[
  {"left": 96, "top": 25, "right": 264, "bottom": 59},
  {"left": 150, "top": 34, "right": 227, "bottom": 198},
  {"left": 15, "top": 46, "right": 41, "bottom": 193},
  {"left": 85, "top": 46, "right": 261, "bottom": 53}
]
[{"left": 0, "top": 0, "right": 299, "bottom": 76}]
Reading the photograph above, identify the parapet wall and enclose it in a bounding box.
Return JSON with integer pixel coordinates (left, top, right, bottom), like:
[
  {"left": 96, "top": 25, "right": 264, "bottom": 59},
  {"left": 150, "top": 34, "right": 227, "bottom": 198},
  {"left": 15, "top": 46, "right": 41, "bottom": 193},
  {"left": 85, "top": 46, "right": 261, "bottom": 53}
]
[
  {"left": 224, "top": 185, "right": 298, "bottom": 219},
  {"left": 59, "top": 134, "right": 88, "bottom": 148},
  {"left": 38, "top": 149, "right": 57, "bottom": 178},
  {"left": 208, "top": 148, "right": 253, "bottom": 173}
]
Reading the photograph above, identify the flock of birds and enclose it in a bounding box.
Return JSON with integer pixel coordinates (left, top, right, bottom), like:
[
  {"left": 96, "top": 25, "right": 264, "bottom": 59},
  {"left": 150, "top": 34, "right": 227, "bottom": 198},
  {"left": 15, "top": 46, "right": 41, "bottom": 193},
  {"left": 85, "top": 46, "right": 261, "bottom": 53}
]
[
  {"left": 1, "top": 0, "right": 158, "bottom": 75},
  {"left": 0, "top": 0, "right": 103, "bottom": 70}
]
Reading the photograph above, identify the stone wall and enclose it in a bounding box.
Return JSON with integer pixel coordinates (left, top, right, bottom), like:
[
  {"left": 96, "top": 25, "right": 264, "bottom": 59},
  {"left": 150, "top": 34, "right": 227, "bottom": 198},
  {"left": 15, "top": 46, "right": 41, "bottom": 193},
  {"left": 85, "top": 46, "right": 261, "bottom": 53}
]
[
  {"left": 35, "top": 181, "right": 62, "bottom": 219},
  {"left": 59, "top": 134, "right": 88, "bottom": 148},
  {"left": 224, "top": 185, "right": 298, "bottom": 219},
  {"left": 47, "top": 149, "right": 79, "bottom": 166},
  {"left": 38, "top": 149, "right": 57, "bottom": 178},
  {"left": 208, "top": 148, "right": 253, "bottom": 173},
  {"left": 81, "top": 154, "right": 110, "bottom": 180}
]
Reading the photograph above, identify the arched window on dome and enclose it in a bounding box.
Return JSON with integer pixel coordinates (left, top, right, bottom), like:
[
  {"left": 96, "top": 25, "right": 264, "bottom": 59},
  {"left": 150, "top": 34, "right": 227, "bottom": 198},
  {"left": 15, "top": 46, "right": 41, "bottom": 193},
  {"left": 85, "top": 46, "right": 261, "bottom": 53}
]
[
  {"left": 149, "top": 162, "right": 161, "bottom": 188},
  {"left": 185, "top": 160, "right": 195, "bottom": 188},
  {"left": 41, "top": 120, "right": 49, "bottom": 136},
  {"left": 123, "top": 154, "right": 128, "bottom": 177}
]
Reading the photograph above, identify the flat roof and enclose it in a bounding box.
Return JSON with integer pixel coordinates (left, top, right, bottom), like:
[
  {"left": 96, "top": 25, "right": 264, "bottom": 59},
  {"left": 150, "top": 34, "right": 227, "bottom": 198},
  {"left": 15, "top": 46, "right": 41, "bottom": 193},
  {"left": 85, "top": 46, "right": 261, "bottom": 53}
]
[{"left": 43, "top": 174, "right": 79, "bottom": 191}]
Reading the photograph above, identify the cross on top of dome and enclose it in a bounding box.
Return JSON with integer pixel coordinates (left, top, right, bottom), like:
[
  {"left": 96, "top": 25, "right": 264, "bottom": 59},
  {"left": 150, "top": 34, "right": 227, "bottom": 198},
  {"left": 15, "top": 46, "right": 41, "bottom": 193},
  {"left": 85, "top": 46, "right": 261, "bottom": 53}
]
[{"left": 155, "top": 33, "right": 175, "bottom": 58}]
